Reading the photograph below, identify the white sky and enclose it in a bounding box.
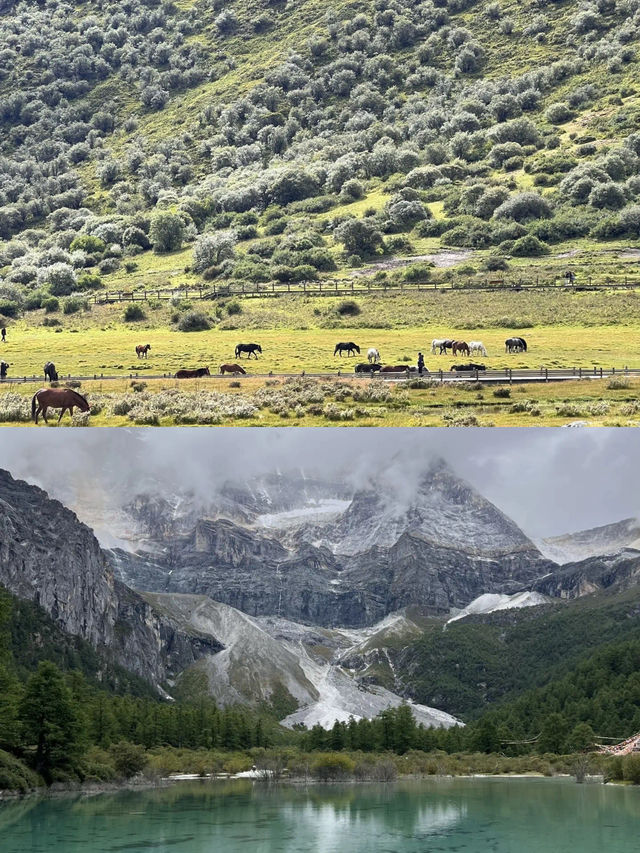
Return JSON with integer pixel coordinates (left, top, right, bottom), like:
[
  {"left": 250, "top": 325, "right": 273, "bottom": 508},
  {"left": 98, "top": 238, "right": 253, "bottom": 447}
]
[{"left": 0, "top": 428, "right": 636, "bottom": 538}]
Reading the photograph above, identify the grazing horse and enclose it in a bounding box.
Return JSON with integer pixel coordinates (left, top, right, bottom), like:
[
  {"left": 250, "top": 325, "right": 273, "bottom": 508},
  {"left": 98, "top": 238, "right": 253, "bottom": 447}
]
[
  {"left": 452, "top": 341, "right": 470, "bottom": 357},
  {"left": 0, "top": 361, "right": 8, "bottom": 379},
  {"left": 451, "top": 363, "right": 486, "bottom": 372},
  {"left": 175, "top": 367, "right": 211, "bottom": 378},
  {"left": 431, "top": 339, "right": 454, "bottom": 355},
  {"left": 468, "top": 341, "right": 488, "bottom": 357},
  {"left": 334, "top": 342, "right": 360, "bottom": 357},
  {"left": 43, "top": 361, "right": 59, "bottom": 382},
  {"left": 235, "top": 343, "right": 262, "bottom": 359},
  {"left": 355, "top": 362, "right": 381, "bottom": 374},
  {"left": 136, "top": 344, "right": 151, "bottom": 359},
  {"left": 367, "top": 347, "right": 380, "bottom": 363},
  {"left": 220, "top": 363, "right": 246, "bottom": 375},
  {"left": 32, "top": 387, "right": 90, "bottom": 424},
  {"left": 505, "top": 337, "right": 527, "bottom": 353},
  {"left": 380, "top": 365, "right": 417, "bottom": 373}
]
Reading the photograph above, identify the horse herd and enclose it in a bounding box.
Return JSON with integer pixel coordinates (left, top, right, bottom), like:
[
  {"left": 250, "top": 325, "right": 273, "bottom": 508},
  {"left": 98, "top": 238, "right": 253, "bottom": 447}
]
[
  {"left": 5, "top": 334, "right": 532, "bottom": 423},
  {"left": 136, "top": 342, "right": 261, "bottom": 377},
  {"left": 430, "top": 337, "right": 527, "bottom": 355}
]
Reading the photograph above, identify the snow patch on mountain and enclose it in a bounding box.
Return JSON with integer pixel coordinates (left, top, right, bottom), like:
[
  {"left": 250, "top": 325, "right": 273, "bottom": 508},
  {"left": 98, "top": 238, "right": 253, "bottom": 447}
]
[
  {"left": 447, "top": 591, "right": 551, "bottom": 624},
  {"left": 257, "top": 499, "right": 352, "bottom": 529}
]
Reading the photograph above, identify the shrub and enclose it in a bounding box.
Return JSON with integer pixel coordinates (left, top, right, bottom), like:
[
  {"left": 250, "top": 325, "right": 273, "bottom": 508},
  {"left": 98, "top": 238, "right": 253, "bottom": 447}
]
[
  {"left": 622, "top": 754, "right": 640, "bottom": 784},
  {"left": 0, "top": 750, "right": 40, "bottom": 793},
  {"left": 545, "top": 103, "right": 574, "bottom": 124},
  {"left": 99, "top": 257, "right": 120, "bottom": 274},
  {"left": 42, "top": 296, "right": 60, "bottom": 313},
  {"left": 39, "top": 262, "right": 77, "bottom": 296},
  {"left": 0, "top": 300, "right": 20, "bottom": 318},
  {"left": 124, "top": 304, "right": 145, "bottom": 321},
  {"left": 77, "top": 273, "right": 103, "bottom": 290},
  {"left": 334, "top": 218, "right": 383, "bottom": 255},
  {"left": 226, "top": 299, "right": 242, "bottom": 316},
  {"left": 311, "top": 754, "right": 356, "bottom": 781},
  {"left": 109, "top": 742, "right": 147, "bottom": 779},
  {"left": 63, "top": 297, "right": 85, "bottom": 314},
  {"left": 589, "top": 183, "right": 626, "bottom": 210},
  {"left": 193, "top": 231, "right": 237, "bottom": 272},
  {"left": 150, "top": 212, "right": 185, "bottom": 253},
  {"left": 493, "top": 192, "right": 552, "bottom": 221},
  {"left": 511, "top": 235, "right": 550, "bottom": 256},
  {"left": 336, "top": 300, "right": 361, "bottom": 316},
  {"left": 404, "top": 263, "right": 432, "bottom": 282},
  {"left": 69, "top": 234, "right": 106, "bottom": 254},
  {"left": 177, "top": 311, "right": 211, "bottom": 332},
  {"left": 485, "top": 257, "right": 508, "bottom": 271}
]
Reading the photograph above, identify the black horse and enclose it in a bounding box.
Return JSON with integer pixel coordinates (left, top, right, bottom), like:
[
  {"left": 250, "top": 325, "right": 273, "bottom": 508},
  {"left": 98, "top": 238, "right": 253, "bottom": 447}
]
[
  {"left": 0, "top": 361, "right": 8, "bottom": 379},
  {"left": 44, "top": 361, "right": 59, "bottom": 381},
  {"left": 334, "top": 342, "right": 360, "bottom": 357},
  {"left": 451, "top": 363, "right": 486, "bottom": 372},
  {"left": 505, "top": 337, "right": 527, "bottom": 353},
  {"left": 355, "top": 362, "right": 381, "bottom": 374},
  {"left": 235, "top": 343, "right": 262, "bottom": 359}
]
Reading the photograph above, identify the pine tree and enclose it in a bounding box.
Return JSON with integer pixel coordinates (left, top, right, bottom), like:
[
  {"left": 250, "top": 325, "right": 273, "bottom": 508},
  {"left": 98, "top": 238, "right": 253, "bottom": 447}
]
[
  {"left": 0, "top": 663, "right": 20, "bottom": 751},
  {"left": 19, "top": 661, "right": 84, "bottom": 782}
]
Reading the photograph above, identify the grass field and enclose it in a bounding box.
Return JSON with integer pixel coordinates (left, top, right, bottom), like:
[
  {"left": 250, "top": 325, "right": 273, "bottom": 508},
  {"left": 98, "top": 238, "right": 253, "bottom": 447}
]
[
  {"left": 3, "top": 290, "right": 640, "bottom": 379},
  {"left": 1, "top": 289, "right": 638, "bottom": 426}
]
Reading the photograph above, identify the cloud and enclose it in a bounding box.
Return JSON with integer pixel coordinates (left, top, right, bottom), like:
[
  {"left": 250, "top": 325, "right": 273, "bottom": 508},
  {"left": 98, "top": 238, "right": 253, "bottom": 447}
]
[{"left": 0, "top": 428, "right": 637, "bottom": 539}]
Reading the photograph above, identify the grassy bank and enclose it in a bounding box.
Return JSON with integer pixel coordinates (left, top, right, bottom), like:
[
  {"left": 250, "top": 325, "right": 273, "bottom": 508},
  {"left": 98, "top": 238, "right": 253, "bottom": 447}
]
[
  {"left": 1, "top": 374, "right": 638, "bottom": 427},
  {"left": 3, "top": 746, "right": 639, "bottom": 797}
]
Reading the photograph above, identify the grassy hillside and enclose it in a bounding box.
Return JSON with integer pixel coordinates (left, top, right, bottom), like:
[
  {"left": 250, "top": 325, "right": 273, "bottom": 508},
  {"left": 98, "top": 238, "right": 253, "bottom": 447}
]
[{"left": 3, "top": 0, "right": 640, "bottom": 338}]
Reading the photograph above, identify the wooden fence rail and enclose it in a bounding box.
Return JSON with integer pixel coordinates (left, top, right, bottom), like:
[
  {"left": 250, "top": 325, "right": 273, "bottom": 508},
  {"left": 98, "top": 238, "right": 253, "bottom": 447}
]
[
  {"left": 1, "top": 366, "right": 638, "bottom": 385},
  {"left": 90, "top": 275, "right": 640, "bottom": 305}
]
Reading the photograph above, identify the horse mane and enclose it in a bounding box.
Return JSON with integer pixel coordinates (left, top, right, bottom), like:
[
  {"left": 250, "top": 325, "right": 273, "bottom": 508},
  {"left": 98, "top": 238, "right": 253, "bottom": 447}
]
[{"left": 66, "top": 388, "right": 89, "bottom": 406}]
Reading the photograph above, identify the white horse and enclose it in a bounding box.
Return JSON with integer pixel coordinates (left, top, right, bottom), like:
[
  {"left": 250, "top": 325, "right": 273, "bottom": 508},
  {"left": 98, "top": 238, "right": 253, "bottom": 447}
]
[
  {"left": 367, "top": 347, "right": 380, "bottom": 363},
  {"left": 468, "top": 341, "right": 488, "bottom": 357},
  {"left": 431, "top": 339, "right": 451, "bottom": 355}
]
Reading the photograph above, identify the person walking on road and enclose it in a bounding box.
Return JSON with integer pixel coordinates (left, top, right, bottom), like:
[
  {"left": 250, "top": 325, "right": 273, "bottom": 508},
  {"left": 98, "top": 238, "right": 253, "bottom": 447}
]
[{"left": 417, "top": 352, "right": 425, "bottom": 375}]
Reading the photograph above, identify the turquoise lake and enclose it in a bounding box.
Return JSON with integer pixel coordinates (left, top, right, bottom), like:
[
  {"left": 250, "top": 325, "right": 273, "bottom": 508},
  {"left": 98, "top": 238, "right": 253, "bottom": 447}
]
[{"left": 1, "top": 777, "right": 639, "bottom": 853}]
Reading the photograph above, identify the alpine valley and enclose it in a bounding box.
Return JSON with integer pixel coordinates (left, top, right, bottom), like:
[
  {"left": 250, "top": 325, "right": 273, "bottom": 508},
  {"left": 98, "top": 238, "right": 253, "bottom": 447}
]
[{"left": 2, "top": 457, "right": 640, "bottom": 733}]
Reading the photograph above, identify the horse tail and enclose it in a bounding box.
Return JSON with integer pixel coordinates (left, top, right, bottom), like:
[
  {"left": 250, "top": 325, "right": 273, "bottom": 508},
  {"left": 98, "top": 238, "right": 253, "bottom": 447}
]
[{"left": 31, "top": 391, "right": 38, "bottom": 420}]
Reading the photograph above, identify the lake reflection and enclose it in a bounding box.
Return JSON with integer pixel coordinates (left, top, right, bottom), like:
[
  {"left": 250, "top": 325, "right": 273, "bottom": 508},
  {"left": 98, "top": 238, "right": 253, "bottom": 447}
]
[{"left": 1, "top": 778, "right": 639, "bottom": 853}]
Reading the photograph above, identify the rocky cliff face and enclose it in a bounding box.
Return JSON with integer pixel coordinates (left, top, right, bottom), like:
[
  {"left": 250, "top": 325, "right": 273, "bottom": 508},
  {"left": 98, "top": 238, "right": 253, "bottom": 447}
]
[
  {"left": 0, "top": 470, "right": 220, "bottom": 690},
  {"left": 108, "top": 461, "right": 553, "bottom": 627},
  {"left": 533, "top": 551, "right": 640, "bottom": 599}
]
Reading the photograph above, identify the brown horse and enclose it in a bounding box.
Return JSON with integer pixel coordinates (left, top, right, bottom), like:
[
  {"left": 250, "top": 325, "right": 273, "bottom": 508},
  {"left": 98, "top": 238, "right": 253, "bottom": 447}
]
[
  {"left": 220, "top": 363, "right": 246, "bottom": 375},
  {"left": 452, "top": 341, "right": 470, "bottom": 357},
  {"left": 136, "top": 344, "right": 151, "bottom": 359},
  {"left": 32, "top": 387, "right": 90, "bottom": 424},
  {"left": 175, "top": 367, "right": 210, "bottom": 379},
  {"left": 380, "top": 365, "right": 417, "bottom": 373}
]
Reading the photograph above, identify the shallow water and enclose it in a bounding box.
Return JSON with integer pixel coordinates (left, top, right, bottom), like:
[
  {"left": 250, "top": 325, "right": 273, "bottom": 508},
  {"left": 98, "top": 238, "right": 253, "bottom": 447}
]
[{"left": 1, "top": 778, "right": 639, "bottom": 853}]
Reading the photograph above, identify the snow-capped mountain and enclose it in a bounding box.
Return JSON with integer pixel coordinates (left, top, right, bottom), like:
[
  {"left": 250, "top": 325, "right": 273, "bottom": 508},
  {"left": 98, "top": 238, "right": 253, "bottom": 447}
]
[
  {"left": 107, "top": 460, "right": 553, "bottom": 627},
  {"left": 538, "top": 517, "right": 640, "bottom": 564}
]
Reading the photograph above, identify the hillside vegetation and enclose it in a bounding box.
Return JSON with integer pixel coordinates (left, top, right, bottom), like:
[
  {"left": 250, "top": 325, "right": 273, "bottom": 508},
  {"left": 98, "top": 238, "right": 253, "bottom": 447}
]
[
  {"left": 2, "top": 0, "right": 640, "bottom": 327},
  {"left": 397, "top": 586, "right": 640, "bottom": 720}
]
